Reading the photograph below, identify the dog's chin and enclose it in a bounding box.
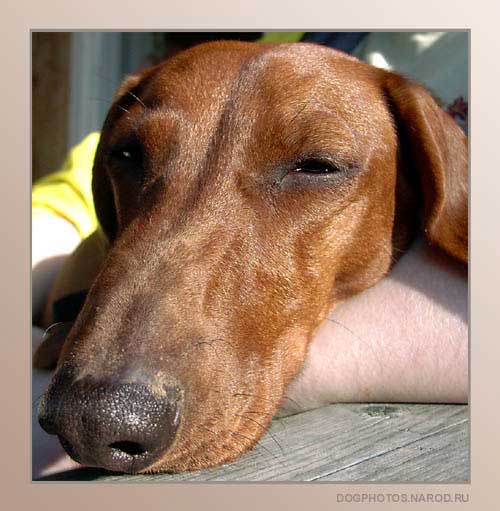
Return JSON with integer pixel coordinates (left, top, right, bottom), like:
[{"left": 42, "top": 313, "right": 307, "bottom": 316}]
[
  {"left": 143, "top": 392, "right": 279, "bottom": 473},
  {"left": 144, "top": 438, "right": 258, "bottom": 474},
  {"left": 145, "top": 420, "right": 271, "bottom": 474},
  {"left": 72, "top": 410, "right": 272, "bottom": 475},
  {"left": 47, "top": 372, "right": 281, "bottom": 475},
  {"left": 41, "top": 325, "right": 310, "bottom": 474},
  {"left": 145, "top": 342, "right": 311, "bottom": 473}
]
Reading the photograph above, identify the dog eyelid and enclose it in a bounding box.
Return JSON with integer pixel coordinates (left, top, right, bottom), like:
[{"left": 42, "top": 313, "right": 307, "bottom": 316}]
[{"left": 293, "top": 157, "right": 342, "bottom": 175}]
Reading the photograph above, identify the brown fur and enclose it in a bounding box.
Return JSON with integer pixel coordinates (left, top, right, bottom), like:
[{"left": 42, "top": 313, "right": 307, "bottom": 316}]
[{"left": 35, "top": 41, "right": 468, "bottom": 473}]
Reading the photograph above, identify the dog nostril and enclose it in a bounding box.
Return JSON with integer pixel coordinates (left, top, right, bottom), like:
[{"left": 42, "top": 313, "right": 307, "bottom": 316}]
[{"left": 109, "top": 441, "right": 147, "bottom": 456}]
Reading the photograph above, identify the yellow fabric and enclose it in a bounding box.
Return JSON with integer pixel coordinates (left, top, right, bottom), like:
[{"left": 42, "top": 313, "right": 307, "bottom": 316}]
[
  {"left": 31, "top": 33, "right": 305, "bottom": 240},
  {"left": 258, "top": 32, "right": 304, "bottom": 43},
  {"left": 32, "top": 132, "right": 100, "bottom": 239}
]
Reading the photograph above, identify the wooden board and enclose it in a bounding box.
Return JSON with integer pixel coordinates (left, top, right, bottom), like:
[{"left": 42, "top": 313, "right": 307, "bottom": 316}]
[{"left": 38, "top": 403, "right": 469, "bottom": 483}]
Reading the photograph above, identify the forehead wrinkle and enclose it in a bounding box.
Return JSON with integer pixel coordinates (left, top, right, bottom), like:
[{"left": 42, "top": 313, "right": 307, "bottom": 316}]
[
  {"left": 142, "top": 45, "right": 259, "bottom": 118},
  {"left": 241, "top": 78, "right": 364, "bottom": 162},
  {"left": 226, "top": 48, "right": 356, "bottom": 127},
  {"left": 281, "top": 102, "right": 344, "bottom": 155},
  {"left": 133, "top": 107, "right": 185, "bottom": 150},
  {"left": 198, "top": 50, "right": 294, "bottom": 164}
]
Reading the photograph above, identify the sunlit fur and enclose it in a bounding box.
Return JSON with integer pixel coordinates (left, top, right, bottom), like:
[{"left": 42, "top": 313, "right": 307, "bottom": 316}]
[{"left": 38, "top": 41, "right": 468, "bottom": 474}]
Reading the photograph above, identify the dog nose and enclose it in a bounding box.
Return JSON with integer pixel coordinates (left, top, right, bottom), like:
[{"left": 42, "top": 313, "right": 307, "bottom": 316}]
[{"left": 39, "top": 376, "right": 182, "bottom": 474}]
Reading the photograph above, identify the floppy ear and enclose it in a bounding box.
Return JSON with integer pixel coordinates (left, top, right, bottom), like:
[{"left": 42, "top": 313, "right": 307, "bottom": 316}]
[
  {"left": 383, "top": 71, "right": 468, "bottom": 263},
  {"left": 92, "top": 73, "right": 143, "bottom": 241}
]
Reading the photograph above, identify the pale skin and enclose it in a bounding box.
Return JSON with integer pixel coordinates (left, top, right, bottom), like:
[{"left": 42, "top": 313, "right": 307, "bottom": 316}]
[{"left": 31, "top": 215, "right": 468, "bottom": 478}]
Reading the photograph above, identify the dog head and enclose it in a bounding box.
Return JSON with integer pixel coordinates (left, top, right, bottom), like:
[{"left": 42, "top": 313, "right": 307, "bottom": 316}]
[{"left": 38, "top": 41, "right": 467, "bottom": 474}]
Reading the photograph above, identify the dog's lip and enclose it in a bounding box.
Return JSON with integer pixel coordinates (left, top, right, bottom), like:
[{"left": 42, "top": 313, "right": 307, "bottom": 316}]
[
  {"left": 58, "top": 435, "right": 163, "bottom": 474},
  {"left": 106, "top": 443, "right": 152, "bottom": 473},
  {"left": 95, "top": 446, "right": 163, "bottom": 475},
  {"left": 58, "top": 435, "right": 83, "bottom": 464}
]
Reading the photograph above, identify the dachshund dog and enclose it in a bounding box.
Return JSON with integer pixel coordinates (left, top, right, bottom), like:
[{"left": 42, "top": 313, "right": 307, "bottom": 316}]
[{"left": 35, "top": 41, "right": 468, "bottom": 474}]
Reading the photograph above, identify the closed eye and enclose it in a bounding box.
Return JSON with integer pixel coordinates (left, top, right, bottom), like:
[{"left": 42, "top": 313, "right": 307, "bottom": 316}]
[{"left": 293, "top": 158, "right": 342, "bottom": 174}]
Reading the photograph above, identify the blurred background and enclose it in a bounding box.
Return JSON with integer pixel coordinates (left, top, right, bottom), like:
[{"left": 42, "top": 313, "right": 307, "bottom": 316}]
[
  {"left": 32, "top": 31, "right": 468, "bottom": 182},
  {"left": 32, "top": 32, "right": 264, "bottom": 181}
]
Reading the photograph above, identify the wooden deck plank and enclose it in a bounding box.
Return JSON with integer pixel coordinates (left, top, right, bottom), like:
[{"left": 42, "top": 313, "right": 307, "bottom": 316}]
[
  {"left": 38, "top": 403, "right": 468, "bottom": 482},
  {"left": 324, "top": 421, "right": 468, "bottom": 482}
]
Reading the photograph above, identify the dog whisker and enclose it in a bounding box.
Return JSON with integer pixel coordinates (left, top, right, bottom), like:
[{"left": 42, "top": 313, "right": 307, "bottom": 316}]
[
  {"left": 199, "top": 425, "right": 217, "bottom": 435},
  {"left": 195, "top": 337, "right": 236, "bottom": 352},
  {"left": 281, "top": 395, "right": 301, "bottom": 408},
  {"left": 116, "top": 104, "right": 131, "bottom": 116},
  {"left": 235, "top": 413, "right": 267, "bottom": 432},
  {"left": 233, "top": 391, "right": 300, "bottom": 422},
  {"left": 195, "top": 340, "right": 215, "bottom": 348},
  {"left": 126, "top": 90, "right": 146, "bottom": 109},
  {"left": 233, "top": 391, "right": 299, "bottom": 410},
  {"left": 94, "top": 69, "right": 121, "bottom": 89},
  {"left": 233, "top": 392, "right": 274, "bottom": 404},
  {"left": 32, "top": 393, "right": 44, "bottom": 410},
  {"left": 326, "top": 316, "right": 384, "bottom": 371},
  {"left": 226, "top": 430, "right": 254, "bottom": 456},
  {"left": 289, "top": 101, "right": 310, "bottom": 125},
  {"left": 379, "top": 242, "right": 403, "bottom": 266},
  {"left": 326, "top": 316, "right": 365, "bottom": 343},
  {"left": 244, "top": 409, "right": 273, "bottom": 417},
  {"left": 230, "top": 430, "right": 281, "bottom": 464},
  {"left": 197, "top": 425, "right": 234, "bottom": 453},
  {"left": 87, "top": 97, "right": 113, "bottom": 105},
  {"left": 235, "top": 413, "right": 284, "bottom": 455}
]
